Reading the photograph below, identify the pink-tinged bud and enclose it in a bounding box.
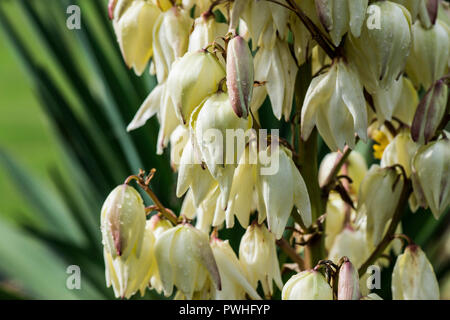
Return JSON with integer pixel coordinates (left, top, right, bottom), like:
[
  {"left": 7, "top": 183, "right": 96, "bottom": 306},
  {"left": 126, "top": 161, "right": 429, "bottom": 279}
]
[
  {"left": 108, "top": 0, "right": 117, "bottom": 20},
  {"left": 338, "top": 259, "right": 361, "bottom": 300},
  {"left": 411, "top": 78, "right": 448, "bottom": 145},
  {"left": 226, "top": 35, "right": 254, "bottom": 119}
]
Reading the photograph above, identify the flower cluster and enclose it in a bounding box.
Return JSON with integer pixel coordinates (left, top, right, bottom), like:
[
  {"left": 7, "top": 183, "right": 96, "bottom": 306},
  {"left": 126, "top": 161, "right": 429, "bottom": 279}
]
[{"left": 102, "top": 0, "right": 449, "bottom": 300}]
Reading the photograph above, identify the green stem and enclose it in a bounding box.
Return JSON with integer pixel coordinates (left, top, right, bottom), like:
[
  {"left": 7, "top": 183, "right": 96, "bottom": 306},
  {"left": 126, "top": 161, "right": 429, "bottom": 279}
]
[{"left": 293, "top": 62, "right": 326, "bottom": 268}]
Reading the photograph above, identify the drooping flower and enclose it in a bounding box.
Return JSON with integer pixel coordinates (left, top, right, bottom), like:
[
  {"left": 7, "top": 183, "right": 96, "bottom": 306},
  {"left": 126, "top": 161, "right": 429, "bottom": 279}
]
[
  {"left": 357, "top": 165, "right": 405, "bottom": 246},
  {"left": 392, "top": 245, "right": 440, "bottom": 300},
  {"left": 239, "top": 223, "right": 283, "bottom": 297},
  {"left": 301, "top": 58, "right": 368, "bottom": 151},
  {"left": 406, "top": 20, "right": 450, "bottom": 90},
  {"left": 411, "top": 137, "right": 450, "bottom": 219},
  {"left": 104, "top": 220, "right": 156, "bottom": 299},
  {"left": 345, "top": 1, "right": 412, "bottom": 94},
  {"left": 259, "top": 145, "right": 312, "bottom": 239},
  {"left": 210, "top": 237, "right": 261, "bottom": 300},
  {"left": 314, "top": 0, "right": 369, "bottom": 46},
  {"left": 282, "top": 270, "right": 333, "bottom": 300},
  {"left": 111, "top": 0, "right": 161, "bottom": 76},
  {"left": 154, "top": 224, "right": 221, "bottom": 299}
]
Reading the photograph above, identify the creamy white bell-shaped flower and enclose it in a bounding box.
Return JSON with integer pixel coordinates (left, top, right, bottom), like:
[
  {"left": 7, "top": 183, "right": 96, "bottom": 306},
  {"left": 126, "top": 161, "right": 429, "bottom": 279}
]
[
  {"left": 152, "top": 6, "right": 192, "bottom": 82},
  {"left": 337, "top": 259, "right": 361, "bottom": 300},
  {"left": 345, "top": 1, "right": 412, "bottom": 94},
  {"left": 147, "top": 215, "right": 173, "bottom": 293},
  {"left": 210, "top": 238, "right": 261, "bottom": 300},
  {"left": 301, "top": 59, "right": 368, "bottom": 151},
  {"left": 282, "top": 270, "right": 333, "bottom": 300},
  {"left": 357, "top": 165, "right": 405, "bottom": 246},
  {"left": 101, "top": 184, "right": 146, "bottom": 260},
  {"left": 392, "top": 245, "right": 440, "bottom": 300},
  {"left": 188, "top": 13, "right": 227, "bottom": 53},
  {"left": 104, "top": 220, "right": 156, "bottom": 299},
  {"left": 239, "top": 223, "right": 283, "bottom": 297},
  {"left": 167, "top": 51, "right": 226, "bottom": 124},
  {"left": 406, "top": 20, "right": 450, "bottom": 90},
  {"left": 182, "top": 0, "right": 211, "bottom": 17},
  {"left": 224, "top": 139, "right": 264, "bottom": 228},
  {"left": 328, "top": 226, "right": 370, "bottom": 269},
  {"left": 154, "top": 224, "right": 221, "bottom": 299},
  {"left": 315, "top": 0, "right": 368, "bottom": 46},
  {"left": 253, "top": 38, "right": 298, "bottom": 120},
  {"left": 381, "top": 129, "right": 419, "bottom": 177},
  {"left": 112, "top": 0, "right": 161, "bottom": 76},
  {"left": 176, "top": 138, "right": 217, "bottom": 207},
  {"left": 411, "top": 138, "right": 450, "bottom": 219},
  {"left": 193, "top": 92, "right": 252, "bottom": 208},
  {"left": 259, "top": 145, "right": 312, "bottom": 239}
]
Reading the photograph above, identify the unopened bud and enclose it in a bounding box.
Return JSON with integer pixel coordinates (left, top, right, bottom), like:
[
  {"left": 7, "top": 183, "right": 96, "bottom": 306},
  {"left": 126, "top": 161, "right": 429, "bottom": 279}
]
[
  {"left": 101, "top": 184, "right": 146, "bottom": 260},
  {"left": 226, "top": 36, "right": 254, "bottom": 119},
  {"left": 411, "top": 78, "right": 448, "bottom": 145},
  {"left": 338, "top": 259, "right": 361, "bottom": 300}
]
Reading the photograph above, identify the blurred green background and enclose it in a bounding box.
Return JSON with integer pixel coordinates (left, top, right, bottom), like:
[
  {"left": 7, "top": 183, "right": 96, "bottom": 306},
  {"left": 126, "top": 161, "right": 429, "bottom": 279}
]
[{"left": 0, "top": 0, "right": 448, "bottom": 300}]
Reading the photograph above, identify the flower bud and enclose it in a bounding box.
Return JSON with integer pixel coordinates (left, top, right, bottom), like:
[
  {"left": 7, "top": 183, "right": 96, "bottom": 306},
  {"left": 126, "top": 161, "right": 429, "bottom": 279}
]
[
  {"left": 282, "top": 270, "right": 333, "bottom": 300},
  {"left": 337, "top": 259, "right": 361, "bottom": 300},
  {"left": 345, "top": 1, "right": 412, "bottom": 94},
  {"left": 152, "top": 7, "right": 192, "bottom": 82},
  {"left": 239, "top": 223, "right": 283, "bottom": 297},
  {"left": 167, "top": 51, "right": 226, "bottom": 124},
  {"left": 101, "top": 184, "right": 146, "bottom": 260},
  {"left": 259, "top": 146, "right": 312, "bottom": 239},
  {"left": 154, "top": 224, "right": 221, "bottom": 299},
  {"left": 104, "top": 220, "right": 156, "bottom": 299},
  {"left": 357, "top": 165, "right": 405, "bottom": 246},
  {"left": 301, "top": 59, "right": 368, "bottom": 151},
  {"left": 392, "top": 245, "right": 440, "bottom": 299},
  {"left": 381, "top": 129, "right": 419, "bottom": 177},
  {"left": 210, "top": 238, "right": 261, "bottom": 300},
  {"left": 411, "top": 79, "right": 449, "bottom": 145},
  {"left": 418, "top": 0, "right": 439, "bottom": 28},
  {"left": 112, "top": 0, "right": 161, "bottom": 76},
  {"left": 411, "top": 138, "right": 450, "bottom": 219},
  {"left": 188, "top": 14, "right": 228, "bottom": 53},
  {"left": 329, "top": 226, "right": 370, "bottom": 269},
  {"left": 315, "top": 0, "right": 368, "bottom": 46},
  {"left": 227, "top": 36, "right": 254, "bottom": 119},
  {"left": 406, "top": 20, "right": 450, "bottom": 90},
  {"left": 193, "top": 92, "right": 252, "bottom": 208}
]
